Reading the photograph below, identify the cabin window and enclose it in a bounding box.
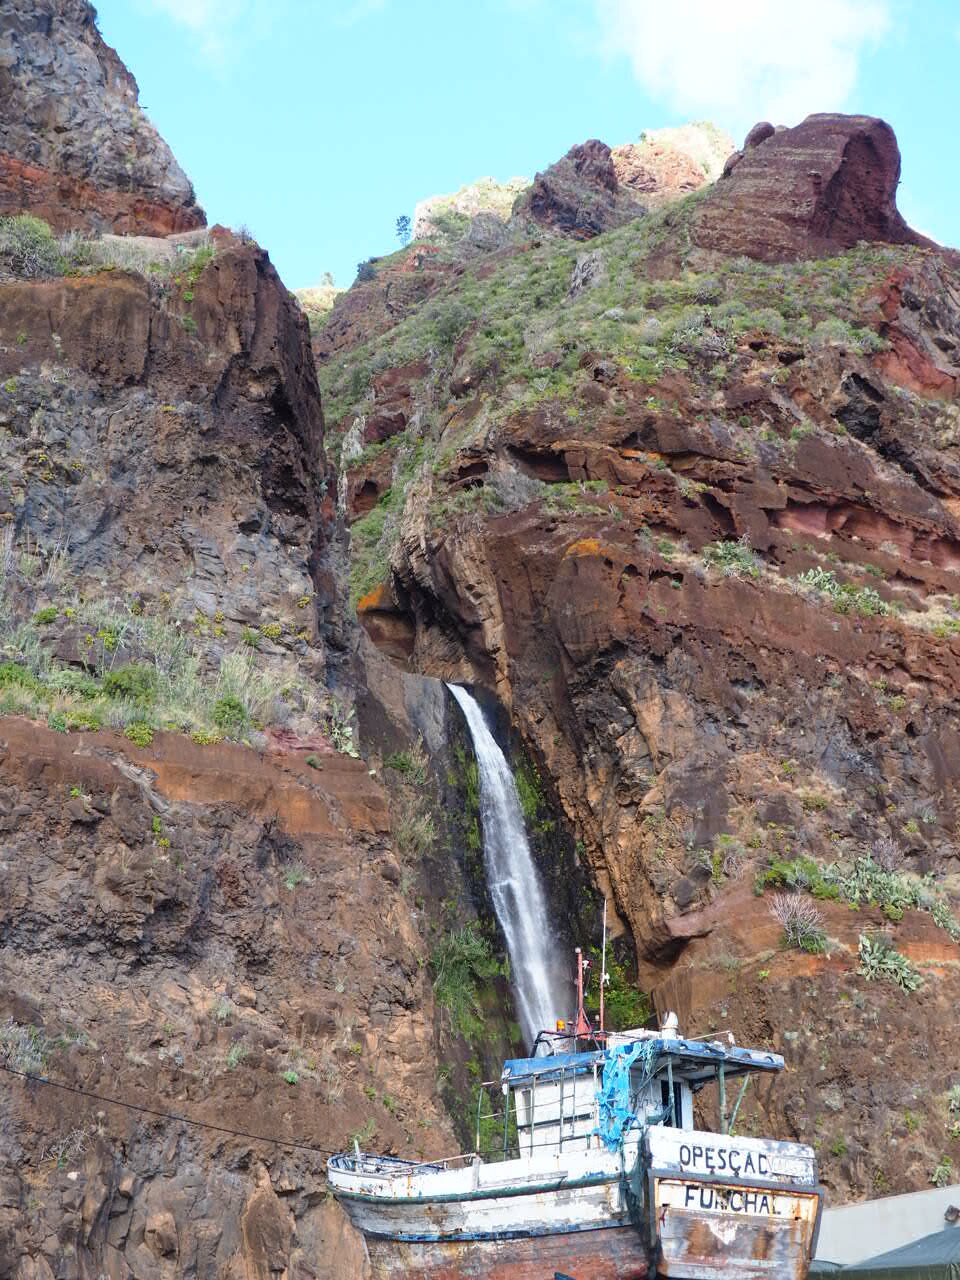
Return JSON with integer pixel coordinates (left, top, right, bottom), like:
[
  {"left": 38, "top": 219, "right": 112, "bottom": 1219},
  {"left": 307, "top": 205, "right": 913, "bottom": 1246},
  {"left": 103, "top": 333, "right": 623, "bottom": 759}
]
[{"left": 660, "top": 1079, "right": 684, "bottom": 1127}]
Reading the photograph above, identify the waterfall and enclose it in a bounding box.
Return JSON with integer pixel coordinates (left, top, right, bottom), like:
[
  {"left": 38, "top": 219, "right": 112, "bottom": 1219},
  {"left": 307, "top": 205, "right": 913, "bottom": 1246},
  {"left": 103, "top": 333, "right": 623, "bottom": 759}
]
[{"left": 447, "top": 684, "right": 567, "bottom": 1052}]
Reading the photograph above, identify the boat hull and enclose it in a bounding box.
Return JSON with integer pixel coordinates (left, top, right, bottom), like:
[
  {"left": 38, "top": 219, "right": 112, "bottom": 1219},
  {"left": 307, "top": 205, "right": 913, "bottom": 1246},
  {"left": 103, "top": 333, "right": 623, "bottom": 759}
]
[{"left": 364, "top": 1224, "right": 650, "bottom": 1279}]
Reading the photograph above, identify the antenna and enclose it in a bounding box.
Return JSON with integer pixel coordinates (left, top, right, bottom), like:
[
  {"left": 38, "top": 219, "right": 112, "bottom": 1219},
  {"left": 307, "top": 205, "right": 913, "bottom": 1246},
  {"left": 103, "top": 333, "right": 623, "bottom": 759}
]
[
  {"left": 574, "top": 947, "right": 591, "bottom": 1040},
  {"left": 599, "top": 899, "right": 607, "bottom": 1036}
]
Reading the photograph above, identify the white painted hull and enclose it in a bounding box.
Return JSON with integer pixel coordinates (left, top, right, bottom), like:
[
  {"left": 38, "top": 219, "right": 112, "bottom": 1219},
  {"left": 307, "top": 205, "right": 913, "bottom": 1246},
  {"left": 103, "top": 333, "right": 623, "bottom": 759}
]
[
  {"left": 335, "top": 1166, "right": 630, "bottom": 1241},
  {"left": 329, "top": 1127, "right": 822, "bottom": 1280}
]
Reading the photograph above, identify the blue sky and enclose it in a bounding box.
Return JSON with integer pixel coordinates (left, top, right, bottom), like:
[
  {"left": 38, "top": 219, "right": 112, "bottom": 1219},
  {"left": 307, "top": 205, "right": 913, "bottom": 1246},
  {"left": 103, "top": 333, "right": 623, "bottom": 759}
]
[{"left": 93, "top": 0, "right": 960, "bottom": 291}]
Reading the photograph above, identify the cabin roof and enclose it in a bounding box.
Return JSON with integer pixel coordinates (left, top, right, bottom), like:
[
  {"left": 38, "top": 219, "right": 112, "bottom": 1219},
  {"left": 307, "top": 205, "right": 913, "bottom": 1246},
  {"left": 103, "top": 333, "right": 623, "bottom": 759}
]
[{"left": 502, "top": 1037, "right": 783, "bottom": 1086}]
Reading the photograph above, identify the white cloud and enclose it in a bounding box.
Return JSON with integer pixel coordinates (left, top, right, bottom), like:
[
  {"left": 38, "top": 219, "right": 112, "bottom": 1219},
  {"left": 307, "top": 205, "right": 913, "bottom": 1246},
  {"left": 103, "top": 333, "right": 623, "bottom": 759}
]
[
  {"left": 134, "top": 0, "right": 268, "bottom": 63},
  {"left": 596, "top": 0, "right": 890, "bottom": 133},
  {"left": 333, "top": 0, "right": 387, "bottom": 26}
]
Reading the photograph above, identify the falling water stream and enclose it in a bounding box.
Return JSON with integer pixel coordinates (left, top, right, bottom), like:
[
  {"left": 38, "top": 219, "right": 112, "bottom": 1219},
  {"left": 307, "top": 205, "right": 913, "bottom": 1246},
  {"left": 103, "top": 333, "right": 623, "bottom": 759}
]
[{"left": 447, "top": 684, "right": 567, "bottom": 1052}]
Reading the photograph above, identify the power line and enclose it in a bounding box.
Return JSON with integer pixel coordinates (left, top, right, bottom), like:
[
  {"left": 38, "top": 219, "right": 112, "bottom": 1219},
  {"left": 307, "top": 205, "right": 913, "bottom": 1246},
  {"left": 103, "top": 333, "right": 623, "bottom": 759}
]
[{"left": 0, "top": 1061, "right": 339, "bottom": 1157}]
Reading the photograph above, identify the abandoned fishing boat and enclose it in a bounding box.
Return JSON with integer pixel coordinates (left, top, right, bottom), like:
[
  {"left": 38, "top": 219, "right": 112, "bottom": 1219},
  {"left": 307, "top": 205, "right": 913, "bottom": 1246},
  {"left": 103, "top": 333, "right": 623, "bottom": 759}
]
[{"left": 328, "top": 956, "right": 822, "bottom": 1280}]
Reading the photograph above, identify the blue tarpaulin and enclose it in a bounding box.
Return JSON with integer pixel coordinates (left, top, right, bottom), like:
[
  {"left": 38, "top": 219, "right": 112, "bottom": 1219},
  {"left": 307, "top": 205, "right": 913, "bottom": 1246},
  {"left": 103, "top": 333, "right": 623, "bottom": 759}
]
[{"left": 596, "top": 1038, "right": 661, "bottom": 1150}]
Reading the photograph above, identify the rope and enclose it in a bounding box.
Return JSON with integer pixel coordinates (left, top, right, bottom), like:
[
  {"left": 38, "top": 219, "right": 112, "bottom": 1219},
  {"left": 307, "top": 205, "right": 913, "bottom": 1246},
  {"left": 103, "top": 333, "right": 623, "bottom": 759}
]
[{"left": 0, "top": 1062, "right": 339, "bottom": 1157}]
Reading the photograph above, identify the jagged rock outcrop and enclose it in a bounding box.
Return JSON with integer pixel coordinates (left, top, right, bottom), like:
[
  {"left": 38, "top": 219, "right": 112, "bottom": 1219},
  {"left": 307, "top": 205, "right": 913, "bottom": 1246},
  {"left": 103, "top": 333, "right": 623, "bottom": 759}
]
[
  {"left": 0, "top": 0, "right": 204, "bottom": 233},
  {"left": 511, "top": 138, "right": 645, "bottom": 239},
  {"left": 611, "top": 122, "right": 734, "bottom": 208},
  {"left": 512, "top": 124, "right": 730, "bottom": 241},
  {"left": 692, "top": 113, "right": 928, "bottom": 263}
]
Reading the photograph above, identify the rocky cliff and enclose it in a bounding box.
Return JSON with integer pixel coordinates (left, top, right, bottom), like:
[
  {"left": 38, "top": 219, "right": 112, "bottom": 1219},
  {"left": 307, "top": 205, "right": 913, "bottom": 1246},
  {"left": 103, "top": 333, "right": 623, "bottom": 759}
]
[
  {"left": 4, "top": 6, "right": 960, "bottom": 1268},
  {"left": 0, "top": 0, "right": 204, "bottom": 234},
  {"left": 328, "top": 113, "right": 960, "bottom": 1203},
  {"left": 0, "top": 8, "right": 460, "bottom": 1279}
]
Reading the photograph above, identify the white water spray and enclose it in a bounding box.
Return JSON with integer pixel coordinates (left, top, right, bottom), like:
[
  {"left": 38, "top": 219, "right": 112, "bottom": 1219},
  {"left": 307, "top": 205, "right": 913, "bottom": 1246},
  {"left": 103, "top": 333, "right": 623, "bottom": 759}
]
[{"left": 447, "top": 684, "right": 567, "bottom": 1052}]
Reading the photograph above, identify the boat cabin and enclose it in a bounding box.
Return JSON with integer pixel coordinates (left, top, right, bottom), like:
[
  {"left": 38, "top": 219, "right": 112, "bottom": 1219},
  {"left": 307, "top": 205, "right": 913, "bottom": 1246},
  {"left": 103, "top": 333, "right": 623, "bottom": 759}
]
[{"left": 491, "top": 1021, "right": 785, "bottom": 1159}]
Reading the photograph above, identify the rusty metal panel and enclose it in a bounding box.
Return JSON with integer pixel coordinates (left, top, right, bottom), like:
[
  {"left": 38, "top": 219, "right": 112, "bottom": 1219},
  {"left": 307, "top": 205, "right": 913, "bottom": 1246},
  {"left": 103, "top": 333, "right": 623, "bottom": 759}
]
[{"left": 653, "top": 1176, "right": 821, "bottom": 1280}]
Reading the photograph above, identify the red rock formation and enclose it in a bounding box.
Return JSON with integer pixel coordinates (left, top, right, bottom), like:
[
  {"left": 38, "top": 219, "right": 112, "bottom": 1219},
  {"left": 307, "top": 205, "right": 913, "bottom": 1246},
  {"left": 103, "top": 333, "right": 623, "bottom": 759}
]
[
  {"left": 331, "top": 159, "right": 960, "bottom": 1202},
  {"left": 0, "top": 717, "right": 450, "bottom": 1280},
  {"left": 611, "top": 138, "right": 709, "bottom": 207},
  {"left": 0, "top": 0, "right": 204, "bottom": 234},
  {"left": 693, "top": 113, "right": 927, "bottom": 262},
  {"left": 512, "top": 139, "right": 646, "bottom": 239}
]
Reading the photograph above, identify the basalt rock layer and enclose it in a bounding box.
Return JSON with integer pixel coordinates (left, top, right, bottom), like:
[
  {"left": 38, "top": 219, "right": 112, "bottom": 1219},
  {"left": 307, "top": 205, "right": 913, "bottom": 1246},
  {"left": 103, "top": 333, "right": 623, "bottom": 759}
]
[
  {"left": 322, "top": 114, "right": 960, "bottom": 1202},
  {"left": 0, "top": 0, "right": 204, "bottom": 234},
  {"left": 0, "top": 235, "right": 335, "bottom": 669}
]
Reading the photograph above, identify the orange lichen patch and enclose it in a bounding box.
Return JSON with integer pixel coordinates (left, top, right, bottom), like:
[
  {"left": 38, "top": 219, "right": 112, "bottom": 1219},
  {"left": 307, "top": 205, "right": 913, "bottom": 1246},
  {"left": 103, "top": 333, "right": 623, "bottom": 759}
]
[
  {"left": 563, "top": 537, "right": 605, "bottom": 559},
  {"left": 357, "top": 581, "right": 394, "bottom": 613}
]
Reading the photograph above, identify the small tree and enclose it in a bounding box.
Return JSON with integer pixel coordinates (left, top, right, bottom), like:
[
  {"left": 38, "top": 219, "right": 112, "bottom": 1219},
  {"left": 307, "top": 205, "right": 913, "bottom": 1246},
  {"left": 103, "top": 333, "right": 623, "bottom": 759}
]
[{"left": 396, "top": 214, "right": 411, "bottom": 246}]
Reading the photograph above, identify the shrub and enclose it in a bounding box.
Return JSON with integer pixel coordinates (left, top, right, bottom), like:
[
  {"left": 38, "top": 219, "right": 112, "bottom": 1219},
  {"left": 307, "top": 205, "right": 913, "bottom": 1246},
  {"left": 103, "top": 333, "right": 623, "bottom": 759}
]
[
  {"left": 384, "top": 748, "right": 427, "bottom": 783},
  {"left": 430, "top": 924, "right": 504, "bottom": 1039},
  {"left": 356, "top": 259, "right": 377, "bottom": 283},
  {"left": 702, "top": 536, "right": 760, "bottom": 579},
  {"left": 103, "top": 663, "right": 158, "bottom": 703},
  {"left": 213, "top": 693, "right": 247, "bottom": 735},
  {"left": 930, "top": 1156, "right": 953, "bottom": 1188},
  {"left": 283, "top": 865, "right": 308, "bottom": 890},
  {"left": 0, "top": 662, "right": 41, "bottom": 693},
  {"left": 395, "top": 799, "right": 436, "bottom": 858},
  {"left": 795, "top": 567, "right": 888, "bottom": 617},
  {"left": 585, "top": 943, "right": 650, "bottom": 1028},
  {"left": 857, "top": 932, "right": 921, "bottom": 991},
  {"left": 124, "top": 721, "right": 154, "bottom": 748},
  {"left": 769, "top": 893, "right": 828, "bottom": 953},
  {"left": 755, "top": 857, "right": 840, "bottom": 900},
  {"left": 0, "top": 1019, "right": 59, "bottom": 1073},
  {"left": 226, "top": 1043, "right": 248, "bottom": 1070},
  {"left": 0, "top": 215, "right": 63, "bottom": 277},
  {"left": 33, "top": 607, "right": 58, "bottom": 625}
]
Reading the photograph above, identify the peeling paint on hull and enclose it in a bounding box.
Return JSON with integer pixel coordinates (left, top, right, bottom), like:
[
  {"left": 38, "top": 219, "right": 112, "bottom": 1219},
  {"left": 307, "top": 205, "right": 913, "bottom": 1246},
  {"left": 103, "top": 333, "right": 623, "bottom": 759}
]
[{"left": 365, "top": 1225, "right": 650, "bottom": 1279}]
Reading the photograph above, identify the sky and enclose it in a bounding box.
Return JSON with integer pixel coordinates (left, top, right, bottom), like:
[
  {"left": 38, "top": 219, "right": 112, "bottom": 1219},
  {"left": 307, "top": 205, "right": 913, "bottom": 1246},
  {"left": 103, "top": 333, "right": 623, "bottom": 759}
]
[{"left": 93, "top": 0, "right": 960, "bottom": 291}]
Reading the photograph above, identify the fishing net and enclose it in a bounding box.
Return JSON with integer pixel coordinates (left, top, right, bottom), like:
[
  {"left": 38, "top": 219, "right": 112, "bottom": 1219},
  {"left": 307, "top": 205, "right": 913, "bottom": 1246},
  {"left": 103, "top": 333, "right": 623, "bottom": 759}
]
[{"left": 596, "top": 1038, "right": 662, "bottom": 1151}]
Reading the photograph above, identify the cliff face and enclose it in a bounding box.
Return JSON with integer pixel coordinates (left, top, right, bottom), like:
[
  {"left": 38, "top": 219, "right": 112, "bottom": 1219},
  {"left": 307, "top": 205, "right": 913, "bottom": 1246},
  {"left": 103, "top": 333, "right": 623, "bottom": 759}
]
[
  {"left": 0, "top": 11, "right": 457, "bottom": 1280},
  {"left": 3, "top": 7, "right": 960, "bottom": 1267},
  {"left": 0, "top": 721, "right": 450, "bottom": 1280},
  {"left": 0, "top": 234, "right": 331, "bottom": 673},
  {"left": 0, "top": 0, "right": 204, "bottom": 233},
  {"left": 328, "top": 115, "right": 960, "bottom": 1202}
]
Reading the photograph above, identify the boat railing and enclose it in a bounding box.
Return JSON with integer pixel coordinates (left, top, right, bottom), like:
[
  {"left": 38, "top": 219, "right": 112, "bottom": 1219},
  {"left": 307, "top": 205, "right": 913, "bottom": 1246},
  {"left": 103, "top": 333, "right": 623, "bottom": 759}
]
[
  {"left": 474, "top": 1071, "right": 604, "bottom": 1163},
  {"left": 329, "top": 1150, "right": 481, "bottom": 1176}
]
